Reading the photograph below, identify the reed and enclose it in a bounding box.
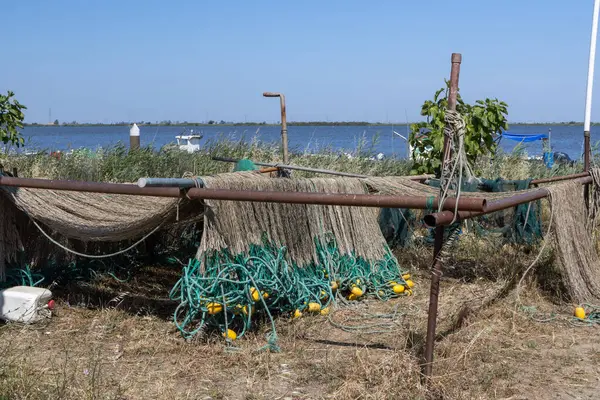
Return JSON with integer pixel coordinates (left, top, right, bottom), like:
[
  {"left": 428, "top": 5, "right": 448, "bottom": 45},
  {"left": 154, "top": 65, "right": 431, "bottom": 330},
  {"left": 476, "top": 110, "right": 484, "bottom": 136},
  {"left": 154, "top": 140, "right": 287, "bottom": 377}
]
[{"left": 0, "top": 136, "right": 583, "bottom": 183}]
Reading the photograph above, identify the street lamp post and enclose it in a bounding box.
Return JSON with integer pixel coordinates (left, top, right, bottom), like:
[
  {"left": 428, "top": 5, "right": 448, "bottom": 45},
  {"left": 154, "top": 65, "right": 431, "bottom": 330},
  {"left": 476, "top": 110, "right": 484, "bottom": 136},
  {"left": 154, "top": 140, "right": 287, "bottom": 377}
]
[{"left": 263, "top": 92, "right": 288, "bottom": 164}]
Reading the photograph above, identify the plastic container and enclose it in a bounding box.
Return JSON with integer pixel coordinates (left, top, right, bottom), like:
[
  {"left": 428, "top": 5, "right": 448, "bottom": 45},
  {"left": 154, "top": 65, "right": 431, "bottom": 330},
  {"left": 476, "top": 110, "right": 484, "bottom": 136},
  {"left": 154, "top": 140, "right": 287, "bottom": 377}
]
[{"left": 0, "top": 286, "right": 54, "bottom": 324}]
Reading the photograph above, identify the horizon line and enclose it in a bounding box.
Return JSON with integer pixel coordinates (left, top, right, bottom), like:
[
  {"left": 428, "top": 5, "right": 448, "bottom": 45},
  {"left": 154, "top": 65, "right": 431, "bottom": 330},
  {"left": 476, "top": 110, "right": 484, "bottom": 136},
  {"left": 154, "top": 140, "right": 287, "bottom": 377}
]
[{"left": 22, "top": 120, "right": 599, "bottom": 126}]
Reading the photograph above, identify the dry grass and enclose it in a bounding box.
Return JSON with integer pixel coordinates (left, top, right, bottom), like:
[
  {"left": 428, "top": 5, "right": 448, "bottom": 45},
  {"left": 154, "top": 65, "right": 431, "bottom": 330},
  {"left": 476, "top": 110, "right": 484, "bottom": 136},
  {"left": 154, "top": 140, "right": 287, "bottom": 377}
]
[
  {"left": 432, "top": 286, "right": 600, "bottom": 400},
  {"left": 0, "top": 296, "right": 427, "bottom": 399},
  {"left": 0, "top": 149, "right": 597, "bottom": 399},
  {"left": 1, "top": 235, "right": 599, "bottom": 399}
]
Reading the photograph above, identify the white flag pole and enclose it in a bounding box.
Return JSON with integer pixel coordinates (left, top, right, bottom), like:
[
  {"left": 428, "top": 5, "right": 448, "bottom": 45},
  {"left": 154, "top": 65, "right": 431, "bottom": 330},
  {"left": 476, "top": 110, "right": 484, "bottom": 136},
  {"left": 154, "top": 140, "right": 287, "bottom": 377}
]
[{"left": 584, "top": 0, "right": 600, "bottom": 171}]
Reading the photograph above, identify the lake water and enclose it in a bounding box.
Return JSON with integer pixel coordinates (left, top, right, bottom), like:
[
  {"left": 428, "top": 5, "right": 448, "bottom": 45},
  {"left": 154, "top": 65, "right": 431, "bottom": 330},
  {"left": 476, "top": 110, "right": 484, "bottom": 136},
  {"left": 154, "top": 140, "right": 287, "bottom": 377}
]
[{"left": 17, "top": 124, "right": 600, "bottom": 160}]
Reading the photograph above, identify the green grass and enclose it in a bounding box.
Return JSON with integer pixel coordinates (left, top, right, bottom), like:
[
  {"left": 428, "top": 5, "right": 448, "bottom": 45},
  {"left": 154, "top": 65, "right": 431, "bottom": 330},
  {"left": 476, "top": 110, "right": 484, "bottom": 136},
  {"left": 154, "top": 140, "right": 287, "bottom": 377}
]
[{"left": 0, "top": 136, "right": 584, "bottom": 183}]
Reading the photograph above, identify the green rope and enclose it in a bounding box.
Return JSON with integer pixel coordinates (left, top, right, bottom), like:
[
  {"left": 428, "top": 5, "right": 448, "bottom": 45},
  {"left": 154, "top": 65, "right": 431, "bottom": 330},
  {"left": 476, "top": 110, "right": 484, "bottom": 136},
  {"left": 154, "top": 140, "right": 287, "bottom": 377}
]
[
  {"left": 425, "top": 196, "right": 435, "bottom": 211},
  {"left": 169, "top": 235, "right": 411, "bottom": 347},
  {"left": 326, "top": 302, "right": 420, "bottom": 334},
  {"left": 2, "top": 265, "right": 45, "bottom": 288},
  {"left": 572, "top": 304, "right": 600, "bottom": 326},
  {"left": 519, "top": 304, "right": 600, "bottom": 326}
]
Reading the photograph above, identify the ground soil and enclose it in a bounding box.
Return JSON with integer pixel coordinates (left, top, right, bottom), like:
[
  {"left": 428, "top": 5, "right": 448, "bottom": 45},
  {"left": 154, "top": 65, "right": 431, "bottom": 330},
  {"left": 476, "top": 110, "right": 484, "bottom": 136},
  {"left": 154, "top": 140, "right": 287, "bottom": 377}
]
[{"left": 1, "top": 255, "right": 599, "bottom": 399}]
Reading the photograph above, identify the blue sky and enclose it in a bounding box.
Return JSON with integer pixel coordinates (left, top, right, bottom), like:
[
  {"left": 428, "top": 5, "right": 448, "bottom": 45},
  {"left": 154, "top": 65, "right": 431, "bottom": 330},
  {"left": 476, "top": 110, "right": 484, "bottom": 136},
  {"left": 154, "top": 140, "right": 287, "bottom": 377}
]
[{"left": 2, "top": 0, "right": 599, "bottom": 123}]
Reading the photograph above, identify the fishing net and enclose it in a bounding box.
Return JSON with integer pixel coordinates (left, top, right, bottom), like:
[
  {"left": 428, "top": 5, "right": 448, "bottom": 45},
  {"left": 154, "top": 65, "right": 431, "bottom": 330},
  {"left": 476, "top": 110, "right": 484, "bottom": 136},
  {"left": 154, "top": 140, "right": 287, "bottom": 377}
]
[
  {"left": 546, "top": 180, "right": 600, "bottom": 302},
  {"left": 378, "top": 208, "right": 415, "bottom": 248},
  {"left": 409, "top": 177, "right": 543, "bottom": 246},
  {"left": 170, "top": 172, "right": 412, "bottom": 344},
  {"left": 0, "top": 183, "right": 202, "bottom": 280}
]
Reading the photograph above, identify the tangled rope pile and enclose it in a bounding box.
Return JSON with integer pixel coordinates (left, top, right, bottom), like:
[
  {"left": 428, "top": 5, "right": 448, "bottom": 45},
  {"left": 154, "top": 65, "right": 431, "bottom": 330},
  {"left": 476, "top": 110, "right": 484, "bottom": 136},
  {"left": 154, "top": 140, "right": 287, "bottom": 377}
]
[
  {"left": 438, "top": 109, "right": 476, "bottom": 220},
  {"left": 170, "top": 236, "right": 412, "bottom": 346}
]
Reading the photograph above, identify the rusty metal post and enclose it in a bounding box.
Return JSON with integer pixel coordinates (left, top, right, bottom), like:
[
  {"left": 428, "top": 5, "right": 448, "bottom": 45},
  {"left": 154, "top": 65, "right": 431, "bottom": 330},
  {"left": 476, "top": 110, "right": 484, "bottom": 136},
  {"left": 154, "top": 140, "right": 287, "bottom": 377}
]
[
  {"left": 263, "top": 92, "right": 289, "bottom": 164},
  {"left": 280, "top": 94, "right": 288, "bottom": 164},
  {"left": 423, "top": 53, "right": 462, "bottom": 380}
]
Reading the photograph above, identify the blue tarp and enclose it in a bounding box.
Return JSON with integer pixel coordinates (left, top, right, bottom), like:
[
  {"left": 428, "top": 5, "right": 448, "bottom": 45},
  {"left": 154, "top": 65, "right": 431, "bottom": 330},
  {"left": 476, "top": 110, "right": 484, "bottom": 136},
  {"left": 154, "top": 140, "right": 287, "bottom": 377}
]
[{"left": 502, "top": 133, "right": 548, "bottom": 142}]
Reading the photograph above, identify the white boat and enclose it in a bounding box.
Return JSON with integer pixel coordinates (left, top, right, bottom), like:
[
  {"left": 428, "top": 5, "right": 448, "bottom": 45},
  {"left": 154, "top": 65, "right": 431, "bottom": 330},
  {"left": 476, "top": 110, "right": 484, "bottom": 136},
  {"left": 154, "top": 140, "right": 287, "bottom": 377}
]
[{"left": 175, "top": 130, "right": 203, "bottom": 153}]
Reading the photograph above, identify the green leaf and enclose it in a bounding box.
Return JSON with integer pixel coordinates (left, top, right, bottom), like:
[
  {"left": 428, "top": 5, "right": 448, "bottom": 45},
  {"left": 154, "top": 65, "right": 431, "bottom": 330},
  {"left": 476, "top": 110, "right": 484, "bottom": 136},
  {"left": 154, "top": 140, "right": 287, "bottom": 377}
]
[{"left": 0, "top": 90, "right": 26, "bottom": 147}]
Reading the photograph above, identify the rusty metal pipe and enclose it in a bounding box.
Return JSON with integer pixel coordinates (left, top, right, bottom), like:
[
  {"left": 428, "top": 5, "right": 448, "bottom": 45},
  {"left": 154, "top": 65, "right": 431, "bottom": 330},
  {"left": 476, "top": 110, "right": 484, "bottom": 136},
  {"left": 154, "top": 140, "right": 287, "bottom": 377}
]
[
  {"left": 184, "top": 189, "right": 486, "bottom": 210},
  {"left": 0, "top": 175, "right": 487, "bottom": 211},
  {"left": 0, "top": 176, "right": 184, "bottom": 197},
  {"left": 423, "top": 176, "right": 593, "bottom": 227},
  {"left": 263, "top": 92, "right": 288, "bottom": 164},
  {"left": 259, "top": 167, "right": 279, "bottom": 173},
  {"left": 423, "top": 210, "right": 474, "bottom": 227},
  {"left": 530, "top": 172, "right": 589, "bottom": 185},
  {"left": 138, "top": 167, "right": 278, "bottom": 188},
  {"left": 424, "top": 52, "right": 462, "bottom": 380}
]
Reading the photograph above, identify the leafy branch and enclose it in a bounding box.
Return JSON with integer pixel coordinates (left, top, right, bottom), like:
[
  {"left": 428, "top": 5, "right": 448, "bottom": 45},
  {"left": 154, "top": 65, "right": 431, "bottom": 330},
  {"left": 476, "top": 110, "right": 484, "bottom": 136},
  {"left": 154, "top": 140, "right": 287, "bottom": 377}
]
[
  {"left": 0, "top": 91, "right": 27, "bottom": 148},
  {"left": 409, "top": 81, "right": 508, "bottom": 175}
]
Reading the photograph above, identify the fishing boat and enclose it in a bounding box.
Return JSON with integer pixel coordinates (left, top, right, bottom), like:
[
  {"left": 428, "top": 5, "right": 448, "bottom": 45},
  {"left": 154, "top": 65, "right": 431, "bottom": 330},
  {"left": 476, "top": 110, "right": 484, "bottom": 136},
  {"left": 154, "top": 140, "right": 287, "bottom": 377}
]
[{"left": 175, "top": 129, "right": 203, "bottom": 153}]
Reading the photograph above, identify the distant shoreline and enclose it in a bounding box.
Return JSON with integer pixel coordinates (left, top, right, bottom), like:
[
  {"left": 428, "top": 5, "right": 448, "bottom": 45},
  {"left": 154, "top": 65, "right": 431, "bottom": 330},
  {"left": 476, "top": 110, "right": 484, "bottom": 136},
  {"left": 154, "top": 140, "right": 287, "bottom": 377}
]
[{"left": 22, "top": 122, "right": 597, "bottom": 128}]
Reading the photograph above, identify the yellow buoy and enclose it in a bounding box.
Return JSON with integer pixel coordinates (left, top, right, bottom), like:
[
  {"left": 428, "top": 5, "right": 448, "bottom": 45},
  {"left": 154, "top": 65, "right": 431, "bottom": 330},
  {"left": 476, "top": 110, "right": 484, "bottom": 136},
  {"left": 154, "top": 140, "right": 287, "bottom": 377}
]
[
  {"left": 348, "top": 293, "right": 359, "bottom": 301},
  {"left": 250, "top": 287, "right": 260, "bottom": 302},
  {"left": 241, "top": 305, "right": 255, "bottom": 316},
  {"left": 308, "top": 302, "right": 321, "bottom": 313},
  {"left": 350, "top": 286, "right": 364, "bottom": 297},
  {"left": 262, "top": 292, "right": 269, "bottom": 299},
  {"left": 388, "top": 281, "right": 397, "bottom": 286},
  {"left": 575, "top": 306, "right": 586, "bottom": 320},
  {"left": 233, "top": 304, "right": 244, "bottom": 314},
  {"left": 402, "top": 274, "right": 411, "bottom": 280},
  {"left": 206, "top": 302, "right": 223, "bottom": 315},
  {"left": 293, "top": 309, "right": 302, "bottom": 319},
  {"left": 405, "top": 279, "right": 415, "bottom": 288},
  {"left": 320, "top": 307, "right": 330, "bottom": 316},
  {"left": 331, "top": 281, "right": 339, "bottom": 291},
  {"left": 320, "top": 290, "right": 328, "bottom": 299},
  {"left": 222, "top": 329, "right": 237, "bottom": 341},
  {"left": 392, "top": 284, "right": 405, "bottom": 294}
]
